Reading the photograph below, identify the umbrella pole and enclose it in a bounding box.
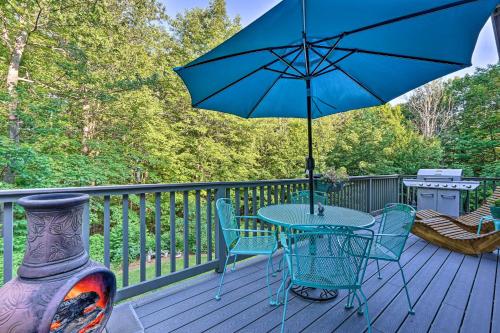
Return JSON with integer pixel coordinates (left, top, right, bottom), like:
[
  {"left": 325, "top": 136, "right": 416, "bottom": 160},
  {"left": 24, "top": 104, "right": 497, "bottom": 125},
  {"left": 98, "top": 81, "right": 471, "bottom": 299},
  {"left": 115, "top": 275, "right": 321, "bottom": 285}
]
[{"left": 306, "top": 79, "right": 315, "bottom": 215}]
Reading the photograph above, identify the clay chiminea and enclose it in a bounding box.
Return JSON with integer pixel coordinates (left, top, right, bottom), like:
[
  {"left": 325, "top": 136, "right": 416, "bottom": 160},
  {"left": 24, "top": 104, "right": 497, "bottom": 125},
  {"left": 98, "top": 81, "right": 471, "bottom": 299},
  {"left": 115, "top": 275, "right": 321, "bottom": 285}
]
[{"left": 0, "top": 193, "right": 116, "bottom": 333}]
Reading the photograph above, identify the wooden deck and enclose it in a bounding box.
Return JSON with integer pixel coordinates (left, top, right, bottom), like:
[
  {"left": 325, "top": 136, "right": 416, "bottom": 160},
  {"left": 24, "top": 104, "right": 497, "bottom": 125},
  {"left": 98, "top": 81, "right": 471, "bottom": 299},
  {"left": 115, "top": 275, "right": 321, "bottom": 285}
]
[{"left": 129, "top": 235, "right": 500, "bottom": 333}]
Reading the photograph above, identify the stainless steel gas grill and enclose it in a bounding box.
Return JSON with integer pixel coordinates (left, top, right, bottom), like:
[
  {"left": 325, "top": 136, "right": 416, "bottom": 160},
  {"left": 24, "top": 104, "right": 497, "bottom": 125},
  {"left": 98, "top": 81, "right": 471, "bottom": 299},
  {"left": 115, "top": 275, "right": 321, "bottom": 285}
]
[{"left": 403, "top": 169, "right": 480, "bottom": 217}]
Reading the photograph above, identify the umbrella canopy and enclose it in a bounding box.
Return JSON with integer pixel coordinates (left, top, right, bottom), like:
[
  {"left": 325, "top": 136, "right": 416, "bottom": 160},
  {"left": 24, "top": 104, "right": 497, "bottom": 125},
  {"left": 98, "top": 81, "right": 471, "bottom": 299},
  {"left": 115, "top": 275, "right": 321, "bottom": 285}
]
[{"left": 175, "top": 0, "right": 497, "bottom": 213}]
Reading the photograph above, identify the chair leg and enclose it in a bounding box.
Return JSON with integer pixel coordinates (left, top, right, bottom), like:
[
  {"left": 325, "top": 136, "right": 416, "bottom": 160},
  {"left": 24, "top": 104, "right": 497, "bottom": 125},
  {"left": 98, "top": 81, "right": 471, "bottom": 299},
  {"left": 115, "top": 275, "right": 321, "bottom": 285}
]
[
  {"left": 276, "top": 265, "right": 288, "bottom": 305},
  {"left": 345, "top": 289, "right": 355, "bottom": 309},
  {"left": 354, "top": 291, "right": 363, "bottom": 315},
  {"left": 267, "top": 254, "right": 276, "bottom": 305},
  {"left": 359, "top": 289, "right": 372, "bottom": 333},
  {"left": 398, "top": 261, "right": 415, "bottom": 314},
  {"left": 272, "top": 254, "right": 283, "bottom": 277},
  {"left": 215, "top": 255, "right": 230, "bottom": 300},
  {"left": 280, "top": 284, "right": 292, "bottom": 333},
  {"left": 376, "top": 260, "right": 382, "bottom": 279},
  {"left": 231, "top": 254, "right": 238, "bottom": 271}
]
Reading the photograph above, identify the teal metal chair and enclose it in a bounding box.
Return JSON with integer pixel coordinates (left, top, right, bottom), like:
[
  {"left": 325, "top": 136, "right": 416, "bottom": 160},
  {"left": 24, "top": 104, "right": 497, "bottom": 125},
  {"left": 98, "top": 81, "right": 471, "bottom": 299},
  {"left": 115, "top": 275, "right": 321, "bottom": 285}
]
[
  {"left": 369, "top": 203, "right": 416, "bottom": 314},
  {"left": 290, "top": 190, "right": 328, "bottom": 205},
  {"left": 278, "top": 225, "right": 374, "bottom": 333},
  {"left": 215, "top": 198, "right": 278, "bottom": 303}
]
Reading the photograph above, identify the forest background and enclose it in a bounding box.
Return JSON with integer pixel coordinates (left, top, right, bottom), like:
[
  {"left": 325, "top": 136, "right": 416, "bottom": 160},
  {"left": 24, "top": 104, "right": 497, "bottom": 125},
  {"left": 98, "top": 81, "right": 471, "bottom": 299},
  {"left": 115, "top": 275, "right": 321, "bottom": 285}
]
[{"left": 0, "top": 0, "right": 498, "bottom": 279}]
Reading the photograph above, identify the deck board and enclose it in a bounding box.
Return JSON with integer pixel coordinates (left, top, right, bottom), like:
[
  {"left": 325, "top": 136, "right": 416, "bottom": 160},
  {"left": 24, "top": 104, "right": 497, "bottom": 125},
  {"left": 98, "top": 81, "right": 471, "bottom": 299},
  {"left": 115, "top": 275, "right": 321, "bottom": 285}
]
[
  {"left": 491, "top": 250, "right": 500, "bottom": 333},
  {"left": 429, "top": 254, "right": 482, "bottom": 333},
  {"left": 331, "top": 243, "right": 447, "bottom": 333},
  {"left": 128, "top": 236, "right": 500, "bottom": 333},
  {"left": 392, "top": 251, "right": 463, "bottom": 332},
  {"left": 461, "top": 252, "right": 498, "bottom": 333}
]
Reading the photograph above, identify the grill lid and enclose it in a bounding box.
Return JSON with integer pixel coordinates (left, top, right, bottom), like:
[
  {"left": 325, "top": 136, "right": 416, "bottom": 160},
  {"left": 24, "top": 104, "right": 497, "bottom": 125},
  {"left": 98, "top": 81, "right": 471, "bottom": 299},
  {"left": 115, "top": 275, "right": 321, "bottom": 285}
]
[
  {"left": 417, "top": 169, "right": 462, "bottom": 181},
  {"left": 404, "top": 169, "right": 479, "bottom": 190}
]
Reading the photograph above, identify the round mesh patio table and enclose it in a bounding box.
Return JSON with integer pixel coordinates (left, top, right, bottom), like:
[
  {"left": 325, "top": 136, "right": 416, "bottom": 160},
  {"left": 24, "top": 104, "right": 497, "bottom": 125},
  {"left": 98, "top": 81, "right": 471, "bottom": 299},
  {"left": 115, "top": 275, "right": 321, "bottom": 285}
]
[
  {"left": 258, "top": 204, "right": 375, "bottom": 302},
  {"left": 258, "top": 204, "right": 375, "bottom": 229}
]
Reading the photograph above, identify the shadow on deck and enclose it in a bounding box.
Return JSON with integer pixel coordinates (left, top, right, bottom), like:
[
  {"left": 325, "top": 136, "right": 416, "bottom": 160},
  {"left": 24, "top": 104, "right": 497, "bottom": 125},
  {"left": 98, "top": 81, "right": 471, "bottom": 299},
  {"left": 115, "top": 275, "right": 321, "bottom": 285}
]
[{"left": 125, "top": 235, "right": 500, "bottom": 333}]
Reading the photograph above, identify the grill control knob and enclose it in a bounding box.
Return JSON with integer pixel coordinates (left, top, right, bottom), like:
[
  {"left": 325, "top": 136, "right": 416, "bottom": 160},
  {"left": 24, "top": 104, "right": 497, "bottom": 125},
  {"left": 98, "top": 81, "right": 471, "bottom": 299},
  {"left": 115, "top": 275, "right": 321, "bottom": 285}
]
[
  {"left": 443, "top": 184, "right": 448, "bottom": 187},
  {"left": 435, "top": 184, "right": 439, "bottom": 187},
  {"left": 419, "top": 183, "right": 423, "bottom": 186},
  {"left": 466, "top": 185, "right": 471, "bottom": 189},
  {"left": 452, "top": 184, "right": 457, "bottom": 188},
  {"left": 427, "top": 183, "right": 431, "bottom": 187}
]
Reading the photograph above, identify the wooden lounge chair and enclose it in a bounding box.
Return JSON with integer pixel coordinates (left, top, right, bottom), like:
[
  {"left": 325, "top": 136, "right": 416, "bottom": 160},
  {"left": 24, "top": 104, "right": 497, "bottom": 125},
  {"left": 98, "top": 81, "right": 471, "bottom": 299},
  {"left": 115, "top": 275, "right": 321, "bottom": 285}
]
[
  {"left": 416, "top": 187, "right": 500, "bottom": 233},
  {"left": 412, "top": 217, "right": 500, "bottom": 255}
]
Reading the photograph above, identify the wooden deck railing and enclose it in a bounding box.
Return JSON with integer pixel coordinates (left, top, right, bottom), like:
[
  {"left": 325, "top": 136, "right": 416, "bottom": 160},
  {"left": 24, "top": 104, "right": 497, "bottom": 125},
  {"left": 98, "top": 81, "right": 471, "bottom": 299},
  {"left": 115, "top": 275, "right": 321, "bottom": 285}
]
[{"left": 0, "top": 174, "right": 495, "bottom": 301}]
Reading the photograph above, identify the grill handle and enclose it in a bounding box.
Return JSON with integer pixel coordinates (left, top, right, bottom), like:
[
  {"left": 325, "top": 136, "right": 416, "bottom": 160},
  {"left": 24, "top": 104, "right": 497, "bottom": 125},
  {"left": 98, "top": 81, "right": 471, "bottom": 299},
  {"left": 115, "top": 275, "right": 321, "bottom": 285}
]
[
  {"left": 440, "top": 194, "right": 456, "bottom": 199},
  {"left": 420, "top": 193, "right": 434, "bottom": 197}
]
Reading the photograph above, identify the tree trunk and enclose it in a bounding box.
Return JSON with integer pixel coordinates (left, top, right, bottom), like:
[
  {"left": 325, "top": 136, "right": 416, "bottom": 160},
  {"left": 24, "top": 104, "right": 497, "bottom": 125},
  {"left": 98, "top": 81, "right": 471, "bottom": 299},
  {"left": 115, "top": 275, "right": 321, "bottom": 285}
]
[
  {"left": 4, "top": 30, "right": 28, "bottom": 183},
  {"left": 82, "top": 97, "right": 97, "bottom": 156}
]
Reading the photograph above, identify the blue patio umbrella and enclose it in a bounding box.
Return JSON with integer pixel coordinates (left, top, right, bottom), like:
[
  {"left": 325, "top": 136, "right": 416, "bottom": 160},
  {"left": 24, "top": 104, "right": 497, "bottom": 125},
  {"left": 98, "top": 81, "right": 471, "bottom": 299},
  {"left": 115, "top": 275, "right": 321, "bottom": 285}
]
[{"left": 174, "top": 0, "right": 497, "bottom": 214}]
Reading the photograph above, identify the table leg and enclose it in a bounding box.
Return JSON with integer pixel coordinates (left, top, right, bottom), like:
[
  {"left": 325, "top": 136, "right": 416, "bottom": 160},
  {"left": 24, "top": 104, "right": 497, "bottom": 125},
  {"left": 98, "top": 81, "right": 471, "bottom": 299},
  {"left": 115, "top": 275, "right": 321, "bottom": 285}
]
[{"left": 287, "top": 279, "right": 339, "bottom": 302}]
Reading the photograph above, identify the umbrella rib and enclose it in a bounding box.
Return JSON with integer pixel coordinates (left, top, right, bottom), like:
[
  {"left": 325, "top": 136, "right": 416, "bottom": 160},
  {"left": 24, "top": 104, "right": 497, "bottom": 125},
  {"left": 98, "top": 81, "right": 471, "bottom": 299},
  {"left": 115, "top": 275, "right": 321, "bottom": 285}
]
[
  {"left": 310, "top": 47, "right": 385, "bottom": 104},
  {"left": 312, "top": 98, "right": 325, "bottom": 117},
  {"left": 315, "top": 97, "right": 337, "bottom": 111},
  {"left": 245, "top": 75, "right": 282, "bottom": 119},
  {"left": 192, "top": 47, "right": 301, "bottom": 108},
  {"left": 333, "top": 47, "right": 469, "bottom": 66},
  {"left": 180, "top": 44, "right": 303, "bottom": 70},
  {"left": 264, "top": 67, "right": 301, "bottom": 78},
  {"left": 310, "top": 36, "right": 344, "bottom": 75},
  {"left": 312, "top": 50, "right": 355, "bottom": 77},
  {"left": 313, "top": 67, "right": 337, "bottom": 78},
  {"left": 246, "top": 49, "right": 305, "bottom": 118},
  {"left": 311, "top": 0, "right": 478, "bottom": 46},
  {"left": 336, "top": 64, "right": 386, "bottom": 104},
  {"left": 269, "top": 50, "right": 306, "bottom": 77}
]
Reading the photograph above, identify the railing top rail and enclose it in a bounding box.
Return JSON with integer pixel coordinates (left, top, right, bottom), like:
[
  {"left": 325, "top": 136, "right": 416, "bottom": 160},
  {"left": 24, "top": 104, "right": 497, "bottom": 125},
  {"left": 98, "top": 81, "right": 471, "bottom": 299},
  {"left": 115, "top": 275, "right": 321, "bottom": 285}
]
[
  {"left": 0, "top": 175, "right": 402, "bottom": 202},
  {"left": 0, "top": 178, "right": 303, "bottom": 202}
]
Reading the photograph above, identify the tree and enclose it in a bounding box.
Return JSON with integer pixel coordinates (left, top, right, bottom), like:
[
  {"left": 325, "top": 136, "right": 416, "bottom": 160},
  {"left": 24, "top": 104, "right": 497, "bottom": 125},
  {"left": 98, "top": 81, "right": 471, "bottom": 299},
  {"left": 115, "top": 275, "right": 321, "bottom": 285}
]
[
  {"left": 0, "top": 0, "right": 177, "bottom": 187},
  {"left": 441, "top": 65, "right": 499, "bottom": 176},
  {"left": 405, "top": 79, "right": 454, "bottom": 138},
  {"left": 325, "top": 105, "right": 443, "bottom": 175}
]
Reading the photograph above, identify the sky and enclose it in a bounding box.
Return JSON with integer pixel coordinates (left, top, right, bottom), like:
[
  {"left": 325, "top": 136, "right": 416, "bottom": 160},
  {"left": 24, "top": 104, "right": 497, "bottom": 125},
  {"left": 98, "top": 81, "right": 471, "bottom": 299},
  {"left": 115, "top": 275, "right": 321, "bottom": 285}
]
[{"left": 163, "top": 0, "right": 499, "bottom": 104}]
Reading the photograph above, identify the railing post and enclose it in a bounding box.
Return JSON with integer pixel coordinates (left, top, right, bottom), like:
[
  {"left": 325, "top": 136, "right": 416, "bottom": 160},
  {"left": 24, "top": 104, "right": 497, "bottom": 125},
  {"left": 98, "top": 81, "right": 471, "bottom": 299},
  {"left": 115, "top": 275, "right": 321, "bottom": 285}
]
[
  {"left": 82, "top": 201, "right": 90, "bottom": 252},
  {"left": 367, "top": 178, "right": 373, "bottom": 213},
  {"left": 215, "top": 187, "right": 227, "bottom": 273},
  {"left": 401, "top": 176, "right": 404, "bottom": 203},
  {"left": 2, "top": 202, "right": 13, "bottom": 284}
]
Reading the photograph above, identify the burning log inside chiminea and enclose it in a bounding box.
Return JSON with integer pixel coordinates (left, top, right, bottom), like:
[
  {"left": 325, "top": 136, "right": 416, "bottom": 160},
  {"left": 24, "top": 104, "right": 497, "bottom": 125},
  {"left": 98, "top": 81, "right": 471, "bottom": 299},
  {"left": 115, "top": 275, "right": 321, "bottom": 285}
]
[{"left": 0, "top": 193, "right": 116, "bottom": 333}]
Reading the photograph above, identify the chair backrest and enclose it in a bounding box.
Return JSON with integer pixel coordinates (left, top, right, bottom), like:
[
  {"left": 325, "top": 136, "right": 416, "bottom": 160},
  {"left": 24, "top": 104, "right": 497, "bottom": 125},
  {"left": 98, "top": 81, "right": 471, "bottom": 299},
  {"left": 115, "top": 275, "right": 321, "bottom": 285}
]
[
  {"left": 462, "top": 187, "right": 500, "bottom": 217},
  {"left": 377, "top": 203, "right": 416, "bottom": 259},
  {"left": 290, "top": 190, "right": 328, "bottom": 205},
  {"left": 486, "top": 187, "right": 500, "bottom": 205},
  {"left": 216, "top": 198, "right": 240, "bottom": 249},
  {"left": 283, "top": 226, "right": 373, "bottom": 289}
]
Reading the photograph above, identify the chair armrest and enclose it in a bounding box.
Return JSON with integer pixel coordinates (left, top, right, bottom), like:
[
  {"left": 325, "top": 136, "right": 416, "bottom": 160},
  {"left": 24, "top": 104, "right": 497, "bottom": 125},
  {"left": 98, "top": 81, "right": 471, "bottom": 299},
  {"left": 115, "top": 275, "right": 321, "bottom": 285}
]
[
  {"left": 223, "top": 228, "right": 275, "bottom": 235},
  {"left": 373, "top": 233, "right": 407, "bottom": 245},
  {"left": 374, "top": 233, "right": 406, "bottom": 238},
  {"left": 235, "top": 215, "right": 260, "bottom": 219}
]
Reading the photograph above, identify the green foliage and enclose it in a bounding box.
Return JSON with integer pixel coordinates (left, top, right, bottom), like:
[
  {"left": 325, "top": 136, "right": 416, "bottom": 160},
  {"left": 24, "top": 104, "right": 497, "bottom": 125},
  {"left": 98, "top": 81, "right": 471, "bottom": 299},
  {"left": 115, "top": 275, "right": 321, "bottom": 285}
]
[
  {"left": 326, "top": 105, "right": 443, "bottom": 175},
  {"left": 321, "top": 166, "right": 349, "bottom": 184},
  {"left": 440, "top": 65, "right": 499, "bottom": 177},
  {"left": 89, "top": 234, "right": 105, "bottom": 263}
]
